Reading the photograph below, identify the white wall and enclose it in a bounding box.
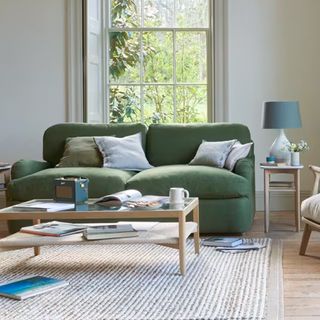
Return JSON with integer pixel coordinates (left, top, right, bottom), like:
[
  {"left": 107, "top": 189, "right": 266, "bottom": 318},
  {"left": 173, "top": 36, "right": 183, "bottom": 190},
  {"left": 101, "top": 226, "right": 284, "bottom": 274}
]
[
  {"left": 227, "top": 0, "right": 320, "bottom": 196},
  {"left": 0, "top": 0, "right": 67, "bottom": 163}
]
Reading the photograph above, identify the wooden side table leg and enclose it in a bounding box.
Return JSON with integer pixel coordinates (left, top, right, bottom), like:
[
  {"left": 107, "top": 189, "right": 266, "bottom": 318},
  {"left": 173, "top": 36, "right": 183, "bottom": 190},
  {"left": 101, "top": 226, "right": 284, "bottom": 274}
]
[
  {"left": 33, "top": 218, "right": 41, "bottom": 256},
  {"left": 193, "top": 205, "right": 200, "bottom": 254},
  {"left": 295, "top": 170, "right": 301, "bottom": 232},
  {"left": 178, "top": 213, "right": 186, "bottom": 276},
  {"left": 264, "top": 170, "right": 270, "bottom": 233}
]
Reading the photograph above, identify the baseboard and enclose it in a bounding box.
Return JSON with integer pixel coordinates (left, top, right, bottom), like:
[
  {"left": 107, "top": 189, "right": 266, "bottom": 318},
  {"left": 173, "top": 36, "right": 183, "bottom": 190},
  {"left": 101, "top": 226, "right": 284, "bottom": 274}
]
[{"left": 255, "top": 190, "right": 310, "bottom": 211}]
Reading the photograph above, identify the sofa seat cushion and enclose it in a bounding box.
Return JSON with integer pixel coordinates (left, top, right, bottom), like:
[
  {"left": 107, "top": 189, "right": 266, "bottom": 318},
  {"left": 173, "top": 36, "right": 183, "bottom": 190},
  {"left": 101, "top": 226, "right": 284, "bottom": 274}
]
[
  {"left": 126, "top": 165, "right": 250, "bottom": 199},
  {"left": 8, "top": 168, "right": 137, "bottom": 201}
]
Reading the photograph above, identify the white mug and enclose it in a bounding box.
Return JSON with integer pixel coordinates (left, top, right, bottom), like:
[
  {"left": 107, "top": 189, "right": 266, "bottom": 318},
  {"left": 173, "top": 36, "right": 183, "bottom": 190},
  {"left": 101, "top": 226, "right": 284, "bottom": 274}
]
[{"left": 169, "top": 187, "right": 189, "bottom": 204}]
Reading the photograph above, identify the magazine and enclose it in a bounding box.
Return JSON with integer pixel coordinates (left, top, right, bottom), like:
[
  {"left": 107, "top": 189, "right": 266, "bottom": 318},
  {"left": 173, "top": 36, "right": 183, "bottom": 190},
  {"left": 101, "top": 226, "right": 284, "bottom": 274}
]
[
  {"left": 0, "top": 276, "right": 68, "bottom": 300},
  {"left": 94, "top": 189, "right": 168, "bottom": 209},
  {"left": 20, "top": 221, "right": 86, "bottom": 237},
  {"left": 13, "top": 200, "right": 74, "bottom": 212},
  {"left": 202, "top": 237, "right": 243, "bottom": 247},
  {"left": 215, "top": 242, "right": 266, "bottom": 251},
  {"left": 84, "top": 224, "right": 135, "bottom": 235}
]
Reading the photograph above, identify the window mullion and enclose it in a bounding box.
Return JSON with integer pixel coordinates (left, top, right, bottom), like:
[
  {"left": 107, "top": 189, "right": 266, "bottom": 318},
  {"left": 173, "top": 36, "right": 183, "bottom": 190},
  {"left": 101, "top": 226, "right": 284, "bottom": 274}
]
[
  {"left": 140, "top": 0, "right": 144, "bottom": 122},
  {"left": 173, "top": 30, "right": 177, "bottom": 122},
  {"left": 139, "top": 31, "right": 144, "bottom": 123}
]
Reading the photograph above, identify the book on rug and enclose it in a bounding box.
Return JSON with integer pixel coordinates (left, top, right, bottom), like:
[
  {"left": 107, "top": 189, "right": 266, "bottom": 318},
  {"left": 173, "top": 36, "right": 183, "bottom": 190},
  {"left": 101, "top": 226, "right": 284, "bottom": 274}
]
[
  {"left": 83, "top": 223, "right": 138, "bottom": 240},
  {"left": 215, "top": 242, "right": 266, "bottom": 252},
  {"left": 0, "top": 276, "right": 68, "bottom": 300},
  {"left": 202, "top": 237, "right": 243, "bottom": 247},
  {"left": 13, "top": 200, "right": 74, "bottom": 212},
  {"left": 94, "top": 189, "right": 168, "bottom": 209},
  {"left": 20, "top": 221, "right": 87, "bottom": 237}
]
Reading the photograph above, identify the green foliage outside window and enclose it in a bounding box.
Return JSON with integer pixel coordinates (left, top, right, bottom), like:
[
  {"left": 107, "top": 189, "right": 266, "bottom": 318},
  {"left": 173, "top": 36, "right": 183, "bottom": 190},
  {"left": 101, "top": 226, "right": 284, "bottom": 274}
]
[{"left": 109, "top": 0, "right": 208, "bottom": 124}]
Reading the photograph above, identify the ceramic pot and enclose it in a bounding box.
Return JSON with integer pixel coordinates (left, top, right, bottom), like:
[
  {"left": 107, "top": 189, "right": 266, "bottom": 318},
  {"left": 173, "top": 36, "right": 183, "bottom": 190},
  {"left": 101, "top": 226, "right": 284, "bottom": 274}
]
[{"left": 291, "top": 152, "right": 300, "bottom": 166}]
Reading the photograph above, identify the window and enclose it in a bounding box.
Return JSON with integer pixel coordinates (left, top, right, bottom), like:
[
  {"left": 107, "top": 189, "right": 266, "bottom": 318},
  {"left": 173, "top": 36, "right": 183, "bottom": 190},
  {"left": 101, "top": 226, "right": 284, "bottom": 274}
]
[{"left": 85, "top": 0, "right": 213, "bottom": 124}]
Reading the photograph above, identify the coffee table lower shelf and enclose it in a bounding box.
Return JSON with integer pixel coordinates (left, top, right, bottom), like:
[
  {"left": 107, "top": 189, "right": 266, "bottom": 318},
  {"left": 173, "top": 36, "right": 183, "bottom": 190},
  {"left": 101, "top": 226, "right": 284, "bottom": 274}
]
[{"left": 0, "top": 222, "right": 199, "bottom": 275}]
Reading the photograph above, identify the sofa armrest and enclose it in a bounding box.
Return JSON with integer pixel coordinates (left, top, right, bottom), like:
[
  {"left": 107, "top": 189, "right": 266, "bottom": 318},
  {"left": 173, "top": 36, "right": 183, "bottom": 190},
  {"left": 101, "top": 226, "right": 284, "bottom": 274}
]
[
  {"left": 11, "top": 159, "right": 51, "bottom": 180},
  {"left": 233, "top": 158, "right": 254, "bottom": 181}
]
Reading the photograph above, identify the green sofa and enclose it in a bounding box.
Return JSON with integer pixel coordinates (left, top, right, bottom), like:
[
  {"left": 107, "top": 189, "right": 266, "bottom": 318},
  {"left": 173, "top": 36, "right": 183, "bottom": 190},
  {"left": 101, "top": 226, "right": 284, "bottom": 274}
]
[{"left": 7, "top": 122, "right": 255, "bottom": 234}]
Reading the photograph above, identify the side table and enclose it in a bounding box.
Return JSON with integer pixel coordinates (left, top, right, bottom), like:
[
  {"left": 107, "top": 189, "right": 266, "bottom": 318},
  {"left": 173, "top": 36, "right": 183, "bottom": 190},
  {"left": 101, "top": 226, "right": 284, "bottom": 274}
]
[
  {"left": 261, "top": 165, "right": 303, "bottom": 232},
  {"left": 0, "top": 164, "right": 11, "bottom": 206}
]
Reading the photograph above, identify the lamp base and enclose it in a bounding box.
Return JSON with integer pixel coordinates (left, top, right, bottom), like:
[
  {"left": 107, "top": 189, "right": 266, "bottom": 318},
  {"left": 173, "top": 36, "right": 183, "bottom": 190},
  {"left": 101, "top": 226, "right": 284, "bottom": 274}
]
[{"left": 269, "top": 129, "right": 290, "bottom": 164}]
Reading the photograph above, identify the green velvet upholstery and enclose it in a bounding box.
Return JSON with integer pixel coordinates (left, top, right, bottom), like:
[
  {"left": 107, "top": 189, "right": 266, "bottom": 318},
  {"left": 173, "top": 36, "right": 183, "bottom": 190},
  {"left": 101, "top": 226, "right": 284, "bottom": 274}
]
[
  {"left": 11, "top": 160, "right": 51, "bottom": 180},
  {"left": 7, "top": 122, "right": 255, "bottom": 234},
  {"left": 198, "top": 198, "right": 253, "bottom": 233},
  {"left": 127, "top": 165, "right": 250, "bottom": 199},
  {"left": 43, "top": 123, "right": 148, "bottom": 166},
  {"left": 8, "top": 168, "right": 136, "bottom": 201},
  {"left": 147, "top": 123, "right": 251, "bottom": 166}
]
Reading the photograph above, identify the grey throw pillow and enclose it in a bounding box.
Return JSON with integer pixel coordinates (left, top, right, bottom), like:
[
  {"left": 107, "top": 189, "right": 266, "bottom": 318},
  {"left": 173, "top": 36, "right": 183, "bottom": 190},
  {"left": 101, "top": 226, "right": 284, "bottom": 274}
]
[
  {"left": 94, "top": 133, "right": 152, "bottom": 171},
  {"left": 189, "top": 139, "right": 237, "bottom": 168},
  {"left": 225, "top": 141, "right": 253, "bottom": 171}
]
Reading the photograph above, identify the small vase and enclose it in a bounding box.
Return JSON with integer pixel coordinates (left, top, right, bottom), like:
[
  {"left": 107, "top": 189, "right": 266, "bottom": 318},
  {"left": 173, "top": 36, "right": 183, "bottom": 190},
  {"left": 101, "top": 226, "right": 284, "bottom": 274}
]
[{"left": 291, "top": 152, "right": 300, "bottom": 166}]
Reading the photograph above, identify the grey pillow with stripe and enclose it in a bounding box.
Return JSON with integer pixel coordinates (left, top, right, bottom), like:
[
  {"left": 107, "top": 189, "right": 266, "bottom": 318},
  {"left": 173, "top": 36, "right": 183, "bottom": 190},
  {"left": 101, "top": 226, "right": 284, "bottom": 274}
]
[
  {"left": 189, "top": 139, "right": 237, "bottom": 168},
  {"left": 225, "top": 141, "right": 253, "bottom": 171}
]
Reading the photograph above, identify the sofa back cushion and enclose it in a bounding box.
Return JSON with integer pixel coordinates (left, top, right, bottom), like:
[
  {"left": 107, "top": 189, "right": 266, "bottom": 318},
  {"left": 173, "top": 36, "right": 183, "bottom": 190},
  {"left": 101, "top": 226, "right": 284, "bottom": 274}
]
[
  {"left": 43, "top": 123, "right": 148, "bottom": 166},
  {"left": 146, "top": 123, "right": 252, "bottom": 166}
]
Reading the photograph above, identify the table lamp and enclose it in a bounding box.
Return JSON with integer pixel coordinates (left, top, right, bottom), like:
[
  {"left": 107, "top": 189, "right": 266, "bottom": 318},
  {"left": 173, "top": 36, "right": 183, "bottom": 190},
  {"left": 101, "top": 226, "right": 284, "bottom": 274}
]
[{"left": 262, "top": 101, "right": 301, "bottom": 163}]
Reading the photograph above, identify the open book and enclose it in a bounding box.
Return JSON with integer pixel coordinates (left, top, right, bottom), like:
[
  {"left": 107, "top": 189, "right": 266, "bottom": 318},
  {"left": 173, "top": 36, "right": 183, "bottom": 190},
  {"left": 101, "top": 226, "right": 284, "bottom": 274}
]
[{"left": 94, "top": 189, "right": 168, "bottom": 209}]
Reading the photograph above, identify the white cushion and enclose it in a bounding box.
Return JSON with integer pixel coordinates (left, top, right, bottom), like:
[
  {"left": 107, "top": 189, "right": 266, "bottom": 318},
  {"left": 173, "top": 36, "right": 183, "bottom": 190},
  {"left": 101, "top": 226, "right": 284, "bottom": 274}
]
[
  {"left": 224, "top": 141, "right": 253, "bottom": 171},
  {"left": 301, "top": 193, "right": 320, "bottom": 223},
  {"left": 189, "top": 139, "right": 237, "bottom": 168},
  {"left": 94, "top": 133, "right": 153, "bottom": 171}
]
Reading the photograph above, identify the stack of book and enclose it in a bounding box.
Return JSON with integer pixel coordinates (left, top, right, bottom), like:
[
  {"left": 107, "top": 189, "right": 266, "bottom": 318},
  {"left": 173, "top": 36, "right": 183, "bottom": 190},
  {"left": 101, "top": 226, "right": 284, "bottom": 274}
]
[
  {"left": 202, "top": 237, "right": 265, "bottom": 252},
  {"left": 20, "top": 221, "right": 86, "bottom": 237},
  {"left": 83, "top": 224, "right": 138, "bottom": 240}
]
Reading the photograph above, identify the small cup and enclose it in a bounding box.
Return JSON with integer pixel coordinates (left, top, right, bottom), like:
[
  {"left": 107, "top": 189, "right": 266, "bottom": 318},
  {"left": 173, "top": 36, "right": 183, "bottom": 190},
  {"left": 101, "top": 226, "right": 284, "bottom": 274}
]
[{"left": 169, "top": 187, "right": 189, "bottom": 204}]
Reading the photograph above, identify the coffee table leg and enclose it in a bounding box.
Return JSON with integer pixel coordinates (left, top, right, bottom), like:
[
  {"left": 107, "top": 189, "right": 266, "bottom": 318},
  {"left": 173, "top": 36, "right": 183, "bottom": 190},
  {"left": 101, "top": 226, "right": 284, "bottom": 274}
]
[
  {"left": 193, "top": 205, "right": 200, "bottom": 254},
  {"left": 179, "top": 213, "right": 186, "bottom": 276},
  {"left": 33, "top": 219, "right": 41, "bottom": 256}
]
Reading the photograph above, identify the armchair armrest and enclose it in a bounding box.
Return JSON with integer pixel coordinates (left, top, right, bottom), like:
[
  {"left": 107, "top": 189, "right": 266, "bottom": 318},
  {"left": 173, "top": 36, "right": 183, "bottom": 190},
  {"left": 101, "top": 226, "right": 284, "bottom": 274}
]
[
  {"left": 11, "top": 159, "right": 51, "bottom": 180},
  {"left": 309, "top": 165, "right": 320, "bottom": 195}
]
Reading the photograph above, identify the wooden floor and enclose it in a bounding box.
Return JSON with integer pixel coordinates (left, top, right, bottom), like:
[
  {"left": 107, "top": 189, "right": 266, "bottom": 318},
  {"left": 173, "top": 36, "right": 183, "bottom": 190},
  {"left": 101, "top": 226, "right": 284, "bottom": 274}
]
[{"left": 0, "top": 194, "right": 319, "bottom": 319}]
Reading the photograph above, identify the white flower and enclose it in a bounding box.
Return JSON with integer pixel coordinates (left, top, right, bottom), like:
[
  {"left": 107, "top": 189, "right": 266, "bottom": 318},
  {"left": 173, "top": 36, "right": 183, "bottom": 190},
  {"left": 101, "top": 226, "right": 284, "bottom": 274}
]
[{"left": 287, "top": 140, "right": 310, "bottom": 152}]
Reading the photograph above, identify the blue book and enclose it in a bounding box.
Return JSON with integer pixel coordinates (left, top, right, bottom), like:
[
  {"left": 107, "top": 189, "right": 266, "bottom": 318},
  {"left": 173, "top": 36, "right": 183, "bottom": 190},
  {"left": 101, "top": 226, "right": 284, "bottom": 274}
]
[{"left": 0, "top": 276, "right": 68, "bottom": 300}]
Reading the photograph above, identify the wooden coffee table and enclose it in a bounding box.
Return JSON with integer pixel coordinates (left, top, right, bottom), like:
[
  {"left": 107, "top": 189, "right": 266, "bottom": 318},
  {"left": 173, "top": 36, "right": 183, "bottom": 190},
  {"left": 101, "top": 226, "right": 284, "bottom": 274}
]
[{"left": 0, "top": 198, "right": 200, "bottom": 275}]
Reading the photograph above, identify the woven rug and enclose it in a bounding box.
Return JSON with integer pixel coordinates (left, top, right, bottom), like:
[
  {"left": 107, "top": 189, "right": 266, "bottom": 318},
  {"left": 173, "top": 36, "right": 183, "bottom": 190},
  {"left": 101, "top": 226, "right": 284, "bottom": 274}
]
[{"left": 0, "top": 239, "right": 283, "bottom": 320}]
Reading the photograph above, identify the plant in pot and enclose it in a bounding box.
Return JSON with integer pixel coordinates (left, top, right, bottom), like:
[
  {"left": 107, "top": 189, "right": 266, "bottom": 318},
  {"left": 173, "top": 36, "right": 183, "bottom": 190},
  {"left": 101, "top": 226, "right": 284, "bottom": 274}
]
[{"left": 286, "top": 140, "right": 310, "bottom": 166}]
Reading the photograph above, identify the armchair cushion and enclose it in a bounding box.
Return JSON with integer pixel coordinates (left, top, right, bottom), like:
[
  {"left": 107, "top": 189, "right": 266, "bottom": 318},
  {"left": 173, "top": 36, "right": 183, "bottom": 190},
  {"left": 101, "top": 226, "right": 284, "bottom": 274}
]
[{"left": 301, "top": 193, "right": 320, "bottom": 223}]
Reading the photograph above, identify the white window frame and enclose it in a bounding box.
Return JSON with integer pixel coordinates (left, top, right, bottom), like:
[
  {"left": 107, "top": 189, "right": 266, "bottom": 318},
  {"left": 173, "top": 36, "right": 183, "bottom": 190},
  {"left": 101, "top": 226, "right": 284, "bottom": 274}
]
[
  {"left": 106, "top": 0, "right": 213, "bottom": 123},
  {"left": 67, "top": 1, "right": 228, "bottom": 123}
]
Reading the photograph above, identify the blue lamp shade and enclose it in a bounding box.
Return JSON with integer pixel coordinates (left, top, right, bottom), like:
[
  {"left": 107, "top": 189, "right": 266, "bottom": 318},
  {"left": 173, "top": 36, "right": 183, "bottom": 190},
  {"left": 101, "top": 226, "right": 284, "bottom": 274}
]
[{"left": 262, "top": 101, "right": 302, "bottom": 129}]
